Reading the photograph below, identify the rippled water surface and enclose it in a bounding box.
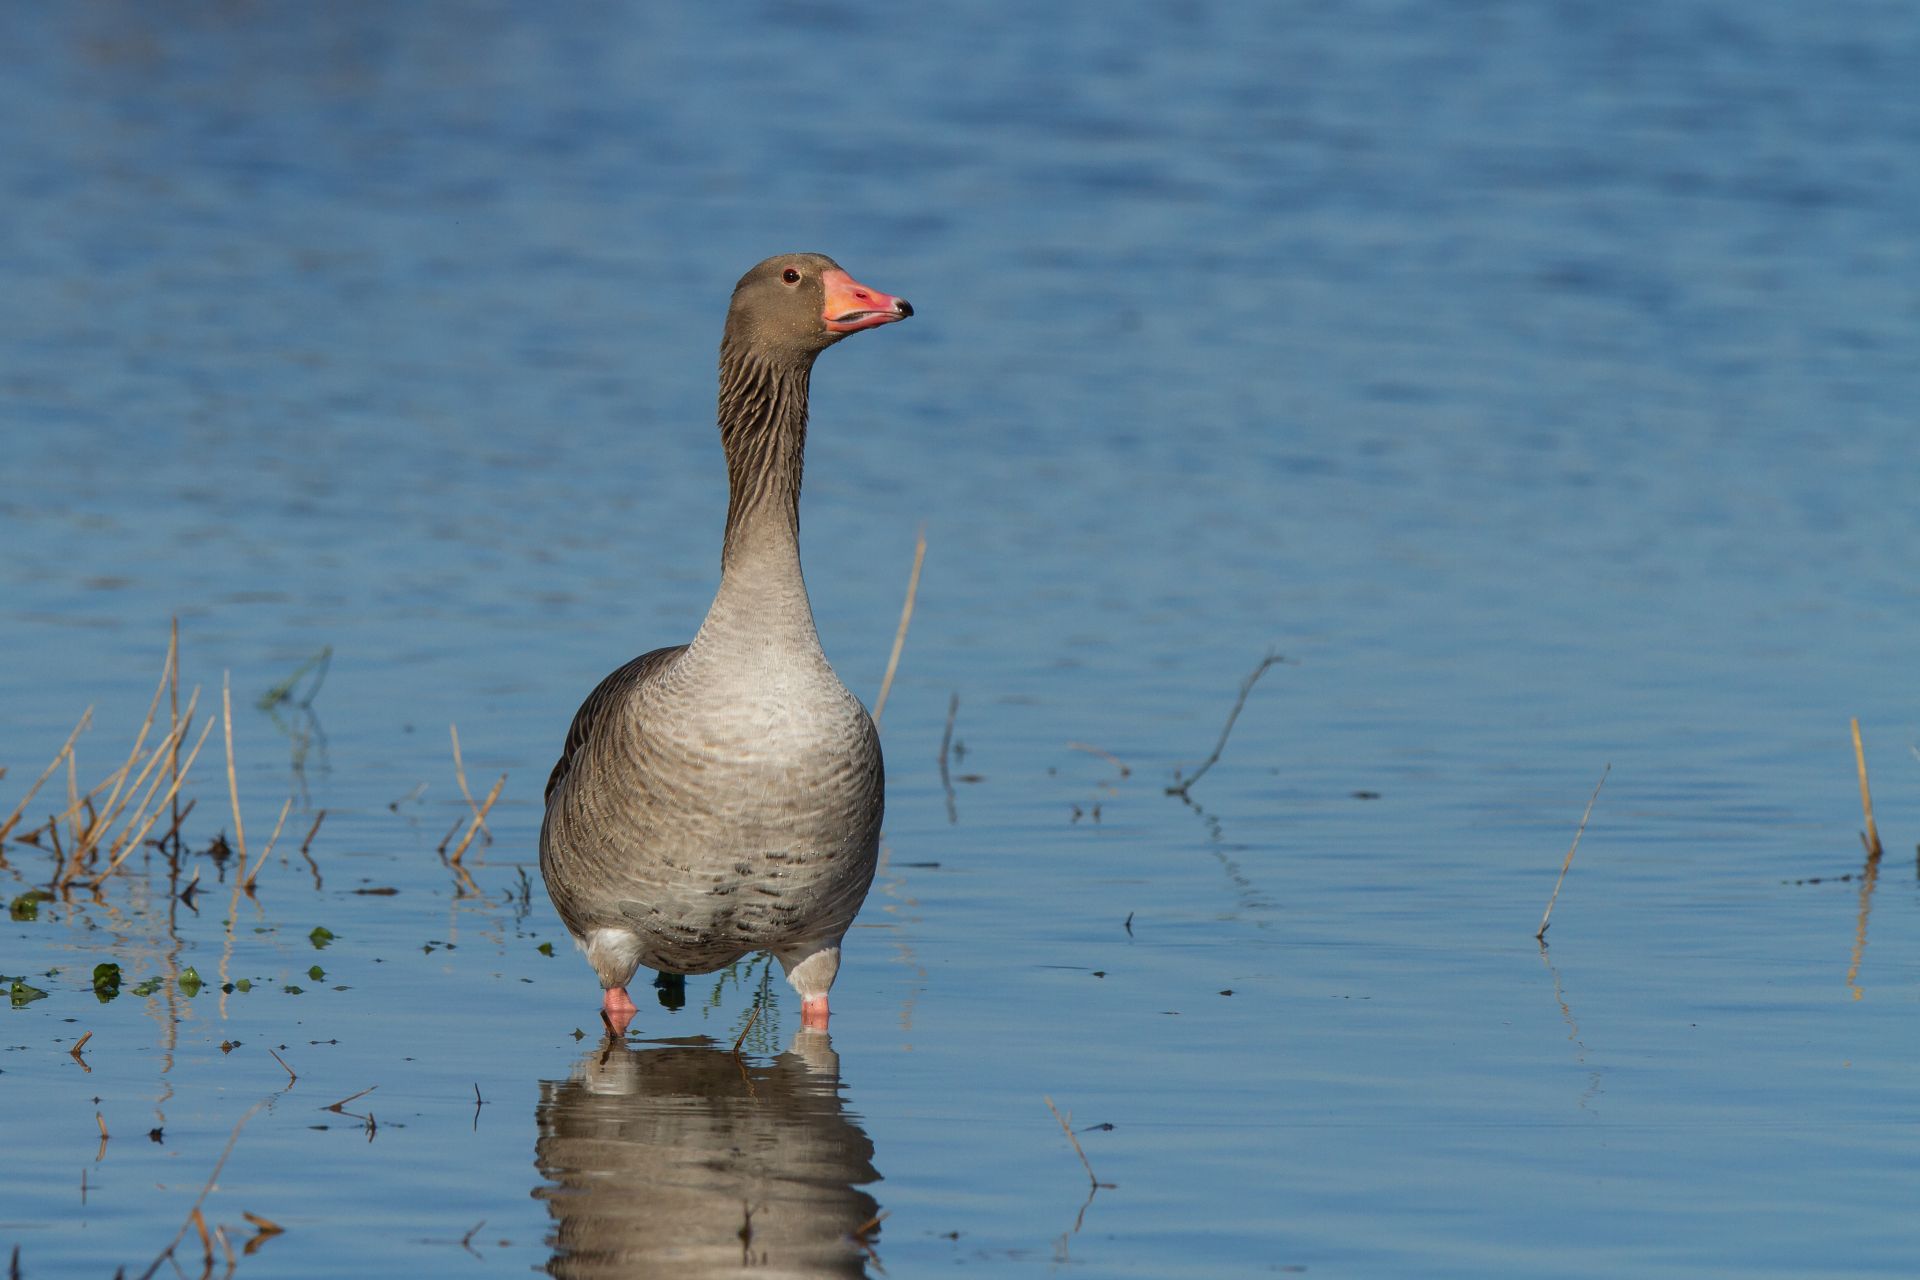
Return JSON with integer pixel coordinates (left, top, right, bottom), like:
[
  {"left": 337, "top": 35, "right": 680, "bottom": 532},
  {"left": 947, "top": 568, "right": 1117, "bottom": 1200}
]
[{"left": 5, "top": 3, "right": 1919, "bottom": 1276}]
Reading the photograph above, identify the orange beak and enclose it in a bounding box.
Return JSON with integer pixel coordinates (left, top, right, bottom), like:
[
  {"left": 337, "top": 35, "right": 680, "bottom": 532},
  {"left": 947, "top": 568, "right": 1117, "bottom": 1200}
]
[{"left": 821, "top": 269, "right": 913, "bottom": 333}]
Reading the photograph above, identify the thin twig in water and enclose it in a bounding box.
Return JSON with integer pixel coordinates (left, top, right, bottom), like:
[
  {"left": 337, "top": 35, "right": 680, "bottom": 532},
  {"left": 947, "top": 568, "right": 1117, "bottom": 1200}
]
[
  {"left": 449, "top": 724, "right": 492, "bottom": 842},
  {"left": 269, "top": 1048, "right": 297, "bottom": 1086},
  {"left": 1166, "top": 651, "right": 1285, "bottom": 798},
  {"left": 1852, "top": 718, "right": 1882, "bottom": 859},
  {"left": 323, "top": 1085, "right": 378, "bottom": 1112},
  {"left": 938, "top": 692, "right": 959, "bottom": 826},
  {"left": 1536, "top": 765, "right": 1610, "bottom": 941},
  {"left": 135, "top": 1099, "right": 267, "bottom": 1280},
  {"left": 242, "top": 796, "right": 294, "bottom": 894},
  {"left": 298, "top": 808, "right": 326, "bottom": 890},
  {"left": 872, "top": 525, "right": 927, "bottom": 729},
  {"left": 1043, "top": 1095, "right": 1114, "bottom": 1189},
  {"left": 449, "top": 774, "right": 505, "bottom": 865},
  {"left": 1068, "top": 742, "right": 1131, "bottom": 777},
  {"left": 732, "top": 999, "right": 763, "bottom": 1055}
]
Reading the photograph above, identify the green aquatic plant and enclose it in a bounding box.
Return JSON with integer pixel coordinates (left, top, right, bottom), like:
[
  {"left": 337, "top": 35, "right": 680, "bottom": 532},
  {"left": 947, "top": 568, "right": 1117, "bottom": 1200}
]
[
  {"left": 177, "top": 967, "right": 203, "bottom": 996},
  {"left": 92, "top": 962, "right": 121, "bottom": 1001},
  {"left": 10, "top": 890, "right": 52, "bottom": 921},
  {"left": 9, "top": 979, "right": 48, "bottom": 1006},
  {"left": 309, "top": 926, "right": 335, "bottom": 949}
]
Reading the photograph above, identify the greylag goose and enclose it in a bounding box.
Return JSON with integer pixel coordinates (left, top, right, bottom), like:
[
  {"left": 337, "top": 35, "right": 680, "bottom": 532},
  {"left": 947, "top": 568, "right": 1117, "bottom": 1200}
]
[{"left": 540, "top": 253, "right": 912, "bottom": 1034}]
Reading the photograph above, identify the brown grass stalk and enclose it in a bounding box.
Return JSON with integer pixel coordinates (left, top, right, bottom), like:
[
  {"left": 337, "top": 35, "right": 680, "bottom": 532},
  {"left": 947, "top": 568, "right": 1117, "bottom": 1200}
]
[
  {"left": 1, "top": 707, "right": 93, "bottom": 845},
  {"left": 448, "top": 773, "right": 505, "bottom": 866},
  {"left": 88, "top": 714, "right": 215, "bottom": 887},
  {"left": 1044, "top": 1095, "right": 1114, "bottom": 1190},
  {"left": 242, "top": 796, "right": 294, "bottom": 894},
  {"left": 450, "top": 723, "right": 492, "bottom": 842},
  {"left": 222, "top": 673, "right": 248, "bottom": 875},
  {"left": 87, "top": 636, "right": 175, "bottom": 848},
  {"left": 1535, "top": 764, "right": 1610, "bottom": 940},
  {"left": 1852, "top": 717, "right": 1882, "bottom": 859},
  {"left": 104, "top": 689, "right": 201, "bottom": 858},
  {"left": 871, "top": 525, "right": 926, "bottom": 729}
]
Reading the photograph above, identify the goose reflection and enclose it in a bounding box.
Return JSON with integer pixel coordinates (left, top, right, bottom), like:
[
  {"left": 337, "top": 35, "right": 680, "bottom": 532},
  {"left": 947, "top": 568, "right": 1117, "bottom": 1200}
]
[{"left": 534, "top": 1030, "right": 882, "bottom": 1277}]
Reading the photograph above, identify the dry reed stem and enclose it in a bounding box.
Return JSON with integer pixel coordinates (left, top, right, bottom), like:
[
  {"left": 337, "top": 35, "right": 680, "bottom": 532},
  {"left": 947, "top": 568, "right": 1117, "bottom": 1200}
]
[
  {"left": 1043, "top": 1096, "right": 1113, "bottom": 1190},
  {"left": 89, "top": 714, "right": 215, "bottom": 886},
  {"left": 1166, "top": 651, "right": 1284, "bottom": 798},
  {"left": 241, "top": 796, "right": 293, "bottom": 894},
  {"left": 189, "top": 1207, "right": 212, "bottom": 1266},
  {"left": 169, "top": 617, "right": 181, "bottom": 848},
  {"left": 222, "top": 674, "right": 249, "bottom": 882},
  {"left": 89, "top": 637, "right": 175, "bottom": 847},
  {"left": 1535, "top": 764, "right": 1610, "bottom": 940},
  {"left": 448, "top": 773, "right": 505, "bottom": 866},
  {"left": 135, "top": 1099, "right": 266, "bottom": 1280},
  {"left": 1852, "top": 717, "right": 1882, "bottom": 859},
  {"left": 871, "top": 525, "right": 927, "bottom": 729},
  {"left": 101, "top": 691, "right": 199, "bottom": 859},
  {"left": 449, "top": 724, "right": 492, "bottom": 841},
  {"left": 70, "top": 1031, "right": 92, "bottom": 1072},
  {"left": 0, "top": 706, "right": 93, "bottom": 844},
  {"left": 323, "top": 1085, "right": 377, "bottom": 1112},
  {"left": 268, "top": 1048, "right": 297, "bottom": 1086}
]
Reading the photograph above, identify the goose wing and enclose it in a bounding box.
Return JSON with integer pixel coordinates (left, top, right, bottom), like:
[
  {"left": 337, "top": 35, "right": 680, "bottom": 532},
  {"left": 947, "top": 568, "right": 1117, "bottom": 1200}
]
[{"left": 544, "top": 645, "right": 686, "bottom": 805}]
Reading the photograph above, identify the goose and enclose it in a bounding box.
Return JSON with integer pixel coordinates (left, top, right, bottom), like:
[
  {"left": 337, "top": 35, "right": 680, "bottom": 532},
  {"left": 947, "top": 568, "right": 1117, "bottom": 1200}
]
[{"left": 540, "top": 253, "right": 912, "bottom": 1035}]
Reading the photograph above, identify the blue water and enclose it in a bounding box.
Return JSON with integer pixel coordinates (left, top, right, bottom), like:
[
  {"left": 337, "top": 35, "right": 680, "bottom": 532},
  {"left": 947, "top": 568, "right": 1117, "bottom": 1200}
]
[{"left": 4, "top": 3, "right": 1919, "bottom": 1276}]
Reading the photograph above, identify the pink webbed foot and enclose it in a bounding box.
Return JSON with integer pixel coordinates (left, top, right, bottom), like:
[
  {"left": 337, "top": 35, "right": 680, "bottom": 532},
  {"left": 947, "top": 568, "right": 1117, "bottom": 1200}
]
[
  {"left": 601, "top": 986, "right": 638, "bottom": 1035},
  {"left": 801, "top": 994, "right": 830, "bottom": 1029}
]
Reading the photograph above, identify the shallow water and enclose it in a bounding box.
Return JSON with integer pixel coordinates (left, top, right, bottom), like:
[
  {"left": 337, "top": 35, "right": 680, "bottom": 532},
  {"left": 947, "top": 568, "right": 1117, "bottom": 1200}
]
[{"left": 4, "top": 2, "right": 1920, "bottom": 1276}]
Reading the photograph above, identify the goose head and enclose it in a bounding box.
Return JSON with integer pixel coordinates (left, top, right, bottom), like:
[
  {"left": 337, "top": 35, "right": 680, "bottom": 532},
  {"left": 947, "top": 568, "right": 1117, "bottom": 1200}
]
[{"left": 725, "top": 253, "right": 913, "bottom": 364}]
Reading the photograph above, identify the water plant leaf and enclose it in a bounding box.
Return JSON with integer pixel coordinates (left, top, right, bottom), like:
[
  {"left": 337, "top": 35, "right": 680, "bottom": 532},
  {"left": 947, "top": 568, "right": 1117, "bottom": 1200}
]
[
  {"left": 9, "top": 980, "right": 48, "bottom": 1007},
  {"left": 309, "top": 926, "right": 335, "bottom": 949},
  {"left": 10, "top": 890, "right": 53, "bottom": 922},
  {"left": 235, "top": 978, "right": 253, "bottom": 992},
  {"left": 93, "top": 963, "right": 122, "bottom": 1001},
  {"left": 178, "top": 967, "right": 203, "bottom": 996},
  {"left": 307, "top": 965, "right": 325, "bottom": 981},
  {"left": 131, "top": 977, "right": 163, "bottom": 997},
  {"left": 537, "top": 942, "right": 554, "bottom": 956},
  {"left": 284, "top": 985, "right": 305, "bottom": 995}
]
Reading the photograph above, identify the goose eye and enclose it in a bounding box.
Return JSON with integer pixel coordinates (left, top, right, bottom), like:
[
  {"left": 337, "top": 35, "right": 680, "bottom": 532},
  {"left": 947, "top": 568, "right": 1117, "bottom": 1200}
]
[{"left": 781, "top": 268, "right": 802, "bottom": 285}]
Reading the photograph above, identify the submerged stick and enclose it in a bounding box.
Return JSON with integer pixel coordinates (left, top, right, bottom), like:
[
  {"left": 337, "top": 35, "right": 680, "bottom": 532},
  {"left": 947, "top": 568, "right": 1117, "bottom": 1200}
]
[
  {"left": 1535, "top": 764, "right": 1610, "bottom": 940},
  {"left": 1852, "top": 717, "right": 1882, "bottom": 859},
  {"left": 1166, "top": 651, "right": 1284, "bottom": 798},
  {"left": 871, "top": 525, "right": 927, "bottom": 729}
]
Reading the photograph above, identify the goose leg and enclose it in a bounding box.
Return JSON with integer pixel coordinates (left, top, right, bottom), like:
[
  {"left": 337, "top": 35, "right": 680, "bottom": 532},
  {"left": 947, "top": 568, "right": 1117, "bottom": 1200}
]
[{"left": 778, "top": 943, "right": 841, "bottom": 1030}]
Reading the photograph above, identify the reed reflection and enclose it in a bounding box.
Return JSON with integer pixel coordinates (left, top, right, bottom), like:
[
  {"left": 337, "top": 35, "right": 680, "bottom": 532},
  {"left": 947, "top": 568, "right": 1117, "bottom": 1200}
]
[{"left": 534, "top": 1031, "right": 881, "bottom": 1277}]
